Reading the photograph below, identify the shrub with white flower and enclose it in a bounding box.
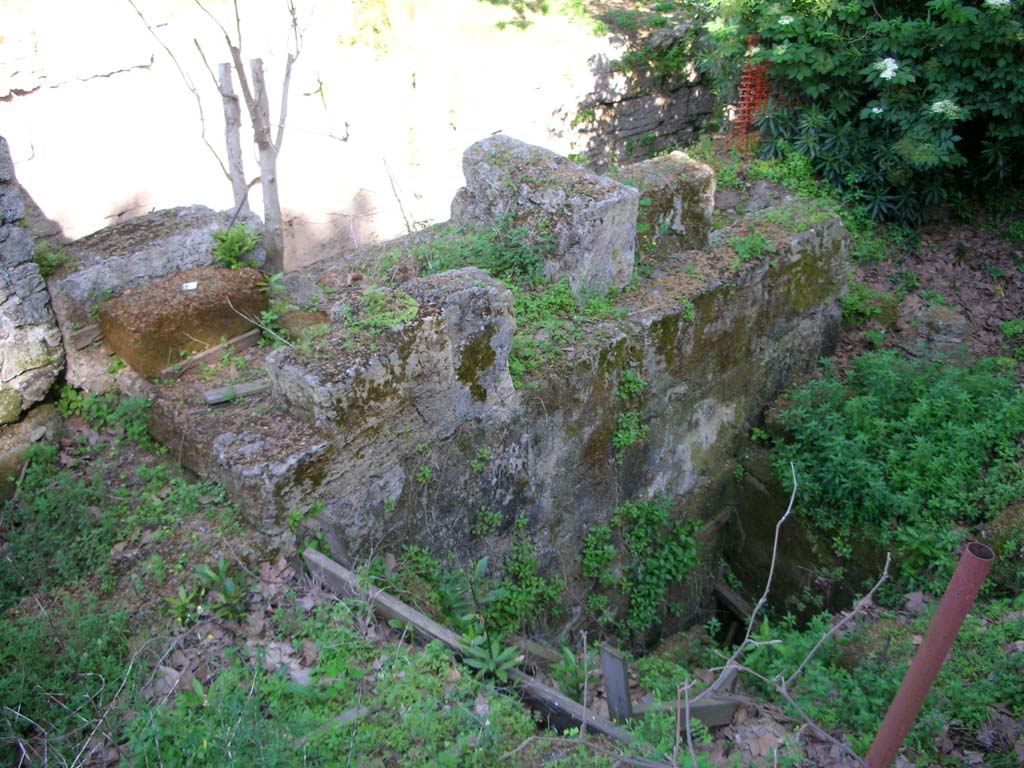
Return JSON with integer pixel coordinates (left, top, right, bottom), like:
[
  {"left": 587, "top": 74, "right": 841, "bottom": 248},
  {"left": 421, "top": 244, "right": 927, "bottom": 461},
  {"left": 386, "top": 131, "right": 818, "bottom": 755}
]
[
  {"left": 697, "top": 0, "right": 1024, "bottom": 223},
  {"left": 930, "top": 99, "right": 961, "bottom": 119},
  {"left": 874, "top": 57, "right": 899, "bottom": 80}
]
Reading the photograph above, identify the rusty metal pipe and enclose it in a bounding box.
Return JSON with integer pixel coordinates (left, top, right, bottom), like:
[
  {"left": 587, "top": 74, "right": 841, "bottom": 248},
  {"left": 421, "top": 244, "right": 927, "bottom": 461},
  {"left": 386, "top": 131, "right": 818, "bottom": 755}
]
[{"left": 865, "top": 541, "right": 994, "bottom": 767}]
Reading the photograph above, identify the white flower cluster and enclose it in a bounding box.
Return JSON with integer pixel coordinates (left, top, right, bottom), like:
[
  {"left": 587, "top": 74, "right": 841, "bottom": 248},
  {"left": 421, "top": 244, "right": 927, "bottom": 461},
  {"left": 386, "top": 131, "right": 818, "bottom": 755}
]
[
  {"left": 984, "top": 0, "right": 1011, "bottom": 8},
  {"left": 871, "top": 106, "right": 884, "bottom": 115},
  {"left": 779, "top": 15, "right": 795, "bottom": 25},
  {"left": 930, "top": 99, "right": 961, "bottom": 118},
  {"left": 875, "top": 57, "right": 899, "bottom": 80}
]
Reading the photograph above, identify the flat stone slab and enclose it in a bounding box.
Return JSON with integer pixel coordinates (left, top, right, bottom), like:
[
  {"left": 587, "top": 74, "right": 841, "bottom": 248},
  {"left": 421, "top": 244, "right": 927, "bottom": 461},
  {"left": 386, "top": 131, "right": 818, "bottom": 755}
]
[
  {"left": 98, "top": 266, "right": 266, "bottom": 379},
  {"left": 48, "top": 205, "right": 264, "bottom": 392},
  {"left": 610, "top": 151, "right": 715, "bottom": 257},
  {"left": 451, "top": 135, "right": 638, "bottom": 296}
]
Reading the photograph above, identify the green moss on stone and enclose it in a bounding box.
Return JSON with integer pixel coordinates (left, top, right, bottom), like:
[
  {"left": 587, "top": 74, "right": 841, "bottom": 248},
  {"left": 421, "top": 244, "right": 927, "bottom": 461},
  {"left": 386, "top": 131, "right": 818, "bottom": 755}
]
[
  {"left": 0, "top": 388, "right": 22, "bottom": 424},
  {"left": 456, "top": 326, "right": 496, "bottom": 403}
]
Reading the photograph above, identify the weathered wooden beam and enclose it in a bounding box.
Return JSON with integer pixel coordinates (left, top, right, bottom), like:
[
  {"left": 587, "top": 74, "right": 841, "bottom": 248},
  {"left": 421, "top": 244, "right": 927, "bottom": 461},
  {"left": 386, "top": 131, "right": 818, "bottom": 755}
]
[
  {"left": 633, "top": 694, "right": 741, "bottom": 728},
  {"left": 600, "top": 643, "right": 633, "bottom": 723},
  {"left": 302, "top": 548, "right": 634, "bottom": 744},
  {"left": 512, "top": 636, "right": 563, "bottom": 667},
  {"left": 714, "top": 582, "right": 754, "bottom": 622},
  {"left": 160, "top": 328, "right": 260, "bottom": 380},
  {"left": 201, "top": 378, "right": 271, "bottom": 405}
]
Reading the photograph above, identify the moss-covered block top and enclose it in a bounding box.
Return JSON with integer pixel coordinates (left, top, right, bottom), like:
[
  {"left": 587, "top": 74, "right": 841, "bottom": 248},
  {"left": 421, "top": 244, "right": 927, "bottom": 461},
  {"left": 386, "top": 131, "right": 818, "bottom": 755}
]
[{"left": 611, "top": 151, "right": 715, "bottom": 256}]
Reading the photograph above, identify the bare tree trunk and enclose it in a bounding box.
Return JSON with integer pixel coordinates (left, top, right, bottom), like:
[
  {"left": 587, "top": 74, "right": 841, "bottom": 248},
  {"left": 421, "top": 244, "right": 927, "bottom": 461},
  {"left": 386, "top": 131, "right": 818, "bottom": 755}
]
[
  {"left": 218, "top": 63, "right": 250, "bottom": 217},
  {"left": 249, "top": 58, "right": 285, "bottom": 274}
]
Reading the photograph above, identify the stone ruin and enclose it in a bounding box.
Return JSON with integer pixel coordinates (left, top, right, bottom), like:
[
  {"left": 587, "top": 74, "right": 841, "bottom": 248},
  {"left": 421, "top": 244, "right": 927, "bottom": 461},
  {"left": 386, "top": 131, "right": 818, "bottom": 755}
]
[{"left": 0, "top": 133, "right": 851, "bottom": 632}]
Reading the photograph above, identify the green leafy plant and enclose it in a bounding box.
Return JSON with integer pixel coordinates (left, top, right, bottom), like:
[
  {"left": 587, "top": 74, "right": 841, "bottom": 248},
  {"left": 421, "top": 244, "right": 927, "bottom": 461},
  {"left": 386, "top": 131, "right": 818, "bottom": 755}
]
[
  {"left": 34, "top": 243, "right": 75, "bottom": 278},
  {"left": 482, "top": 534, "right": 562, "bottom": 636},
  {"left": 56, "top": 387, "right": 154, "bottom": 446},
  {"left": 841, "top": 281, "right": 892, "bottom": 326},
  {"left": 582, "top": 497, "right": 700, "bottom": 639},
  {"left": 470, "top": 505, "right": 503, "bottom": 537},
  {"left": 550, "top": 645, "right": 596, "bottom": 702},
  {"left": 415, "top": 464, "right": 432, "bottom": 485},
  {"left": 212, "top": 224, "right": 260, "bottom": 268},
  {"left": 353, "top": 286, "right": 420, "bottom": 331},
  {"left": 616, "top": 370, "right": 647, "bottom": 401},
  {"left": 194, "top": 558, "right": 250, "bottom": 621},
  {"left": 677, "top": 298, "right": 696, "bottom": 323},
  {"left": 461, "top": 633, "right": 523, "bottom": 683},
  {"left": 612, "top": 410, "right": 649, "bottom": 458},
  {"left": 773, "top": 351, "right": 1024, "bottom": 588},
  {"left": 470, "top": 447, "right": 493, "bottom": 474},
  {"left": 728, "top": 232, "right": 775, "bottom": 266}
]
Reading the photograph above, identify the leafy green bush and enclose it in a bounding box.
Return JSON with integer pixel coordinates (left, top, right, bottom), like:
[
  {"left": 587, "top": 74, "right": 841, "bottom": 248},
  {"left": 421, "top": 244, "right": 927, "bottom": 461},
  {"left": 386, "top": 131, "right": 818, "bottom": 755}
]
[
  {"left": 699, "top": 0, "right": 1024, "bottom": 223},
  {"left": 741, "top": 597, "right": 1024, "bottom": 757},
  {"left": 582, "top": 496, "right": 700, "bottom": 640},
  {"left": 411, "top": 214, "right": 553, "bottom": 287},
  {"left": 773, "top": 352, "right": 1024, "bottom": 586},
  {"left": 212, "top": 224, "right": 260, "bottom": 269},
  {"left": 34, "top": 243, "right": 75, "bottom": 278},
  {"left": 57, "top": 386, "right": 154, "bottom": 446}
]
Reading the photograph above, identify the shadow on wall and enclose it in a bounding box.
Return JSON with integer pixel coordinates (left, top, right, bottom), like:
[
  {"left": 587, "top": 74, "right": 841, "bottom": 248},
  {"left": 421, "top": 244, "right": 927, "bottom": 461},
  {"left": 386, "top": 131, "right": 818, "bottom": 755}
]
[
  {"left": 284, "top": 188, "right": 383, "bottom": 271},
  {"left": 568, "top": 20, "right": 716, "bottom": 171},
  {"left": 18, "top": 182, "right": 68, "bottom": 248}
]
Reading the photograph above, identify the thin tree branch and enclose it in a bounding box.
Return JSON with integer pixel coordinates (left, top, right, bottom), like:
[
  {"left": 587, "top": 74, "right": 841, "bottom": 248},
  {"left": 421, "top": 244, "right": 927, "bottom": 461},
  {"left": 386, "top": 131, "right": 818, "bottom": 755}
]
[
  {"left": 193, "top": 38, "right": 224, "bottom": 94},
  {"left": 785, "top": 552, "right": 891, "bottom": 688},
  {"left": 226, "top": 296, "right": 292, "bottom": 347},
  {"left": 126, "top": 0, "right": 230, "bottom": 181},
  {"left": 694, "top": 462, "right": 798, "bottom": 703},
  {"left": 275, "top": 1, "right": 302, "bottom": 152}
]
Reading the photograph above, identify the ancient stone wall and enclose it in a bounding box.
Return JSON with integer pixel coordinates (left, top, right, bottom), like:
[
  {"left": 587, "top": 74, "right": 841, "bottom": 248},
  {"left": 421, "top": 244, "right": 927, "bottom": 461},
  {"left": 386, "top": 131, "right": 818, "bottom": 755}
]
[
  {"left": 144, "top": 137, "right": 850, "bottom": 634},
  {"left": 0, "top": 137, "right": 63, "bottom": 423}
]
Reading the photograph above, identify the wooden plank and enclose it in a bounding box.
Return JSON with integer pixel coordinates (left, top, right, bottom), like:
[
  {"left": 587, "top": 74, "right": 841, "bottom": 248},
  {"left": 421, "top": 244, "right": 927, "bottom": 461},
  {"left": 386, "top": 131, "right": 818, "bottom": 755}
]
[
  {"left": 160, "top": 328, "right": 261, "bottom": 380},
  {"left": 201, "top": 378, "right": 271, "bottom": 405},
  {"left": 714, "top": 582, "right": 754, "bottom": 622},
  {"left": 71, "top": 324, "right": 103, "bottom": 350},
  {"left": 512, "top": 636, "right": 563, "bottom": 667},
  {"left": 302, "top": 548, "right": 634, "bottom": 744},
  {"left": 303, "top": 548, "right": 465, "bottom": 650},
  {"left": 599, "top": 643, "right": 633, "bottom": 723},
  {"left": 633, "top": 695, "right": 741, "bottom": 728}
]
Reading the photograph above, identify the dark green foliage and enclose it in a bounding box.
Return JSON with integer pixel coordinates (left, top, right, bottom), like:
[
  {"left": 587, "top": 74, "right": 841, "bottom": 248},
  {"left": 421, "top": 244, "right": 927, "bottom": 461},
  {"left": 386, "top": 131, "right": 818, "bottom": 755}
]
[
  {"left": 33, "top": 243, "right": 75, "bottom": 278},
  {"left": 212, "top": 224, "right": 260, "bottom": 269},
  {"left": 414, "top": 215, "right": 553, "bottom": 287},
  {"left": 0, "top": 594, "right": 134, "bottom": 766},
  {"left": 773, "top": 352, "right": 1024, "bottom": 587},
  {"left": 582, "top": 496, "right": 700, "bottom": 640},
  {"left": 483, "top": 537, "right": 562, "bottom": 635},
  {"left": 57, "top": 386, "right": 154, "bottom": 446},
  {"left": 698, "top": 0, "right": 1024, "bottom": 223},
  {"left": 742, "top": 598, "right": 1024, "bottom": 756}
]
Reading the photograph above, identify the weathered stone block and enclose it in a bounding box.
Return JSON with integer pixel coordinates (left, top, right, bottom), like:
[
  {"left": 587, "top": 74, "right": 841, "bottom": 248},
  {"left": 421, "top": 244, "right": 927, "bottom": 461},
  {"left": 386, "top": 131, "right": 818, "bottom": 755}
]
[
  {"left": 98, "top": 267, "right": 266, "bottom": 379},
  {"left": 610, "top": 151, "right": 715, "bottom": 257},
  {"left": 0, "top": 135, "right": 64, "bottom": 421},
  {"left": 48, "top": 206, "right": 265, "bottom": 392},
  {"left": 268, "top": 267, "right": 516, "bottom": 432},
  {"left": 451, "top": 135, "right": 638, "bottom": 295}
]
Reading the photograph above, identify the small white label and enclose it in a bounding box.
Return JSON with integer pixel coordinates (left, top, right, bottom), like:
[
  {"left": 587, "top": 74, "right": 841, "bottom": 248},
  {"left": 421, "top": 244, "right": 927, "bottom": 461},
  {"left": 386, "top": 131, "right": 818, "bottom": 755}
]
[{"left": 182, "top": 281, "right": 199, "bottom": 291}]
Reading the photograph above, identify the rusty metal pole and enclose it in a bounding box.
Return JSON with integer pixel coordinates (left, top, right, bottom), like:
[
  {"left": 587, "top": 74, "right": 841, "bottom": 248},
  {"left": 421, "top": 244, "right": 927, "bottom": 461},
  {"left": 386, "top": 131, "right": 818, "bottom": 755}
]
[{"left": 865, "top": 542, "right": 994, "bottom": 768}]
